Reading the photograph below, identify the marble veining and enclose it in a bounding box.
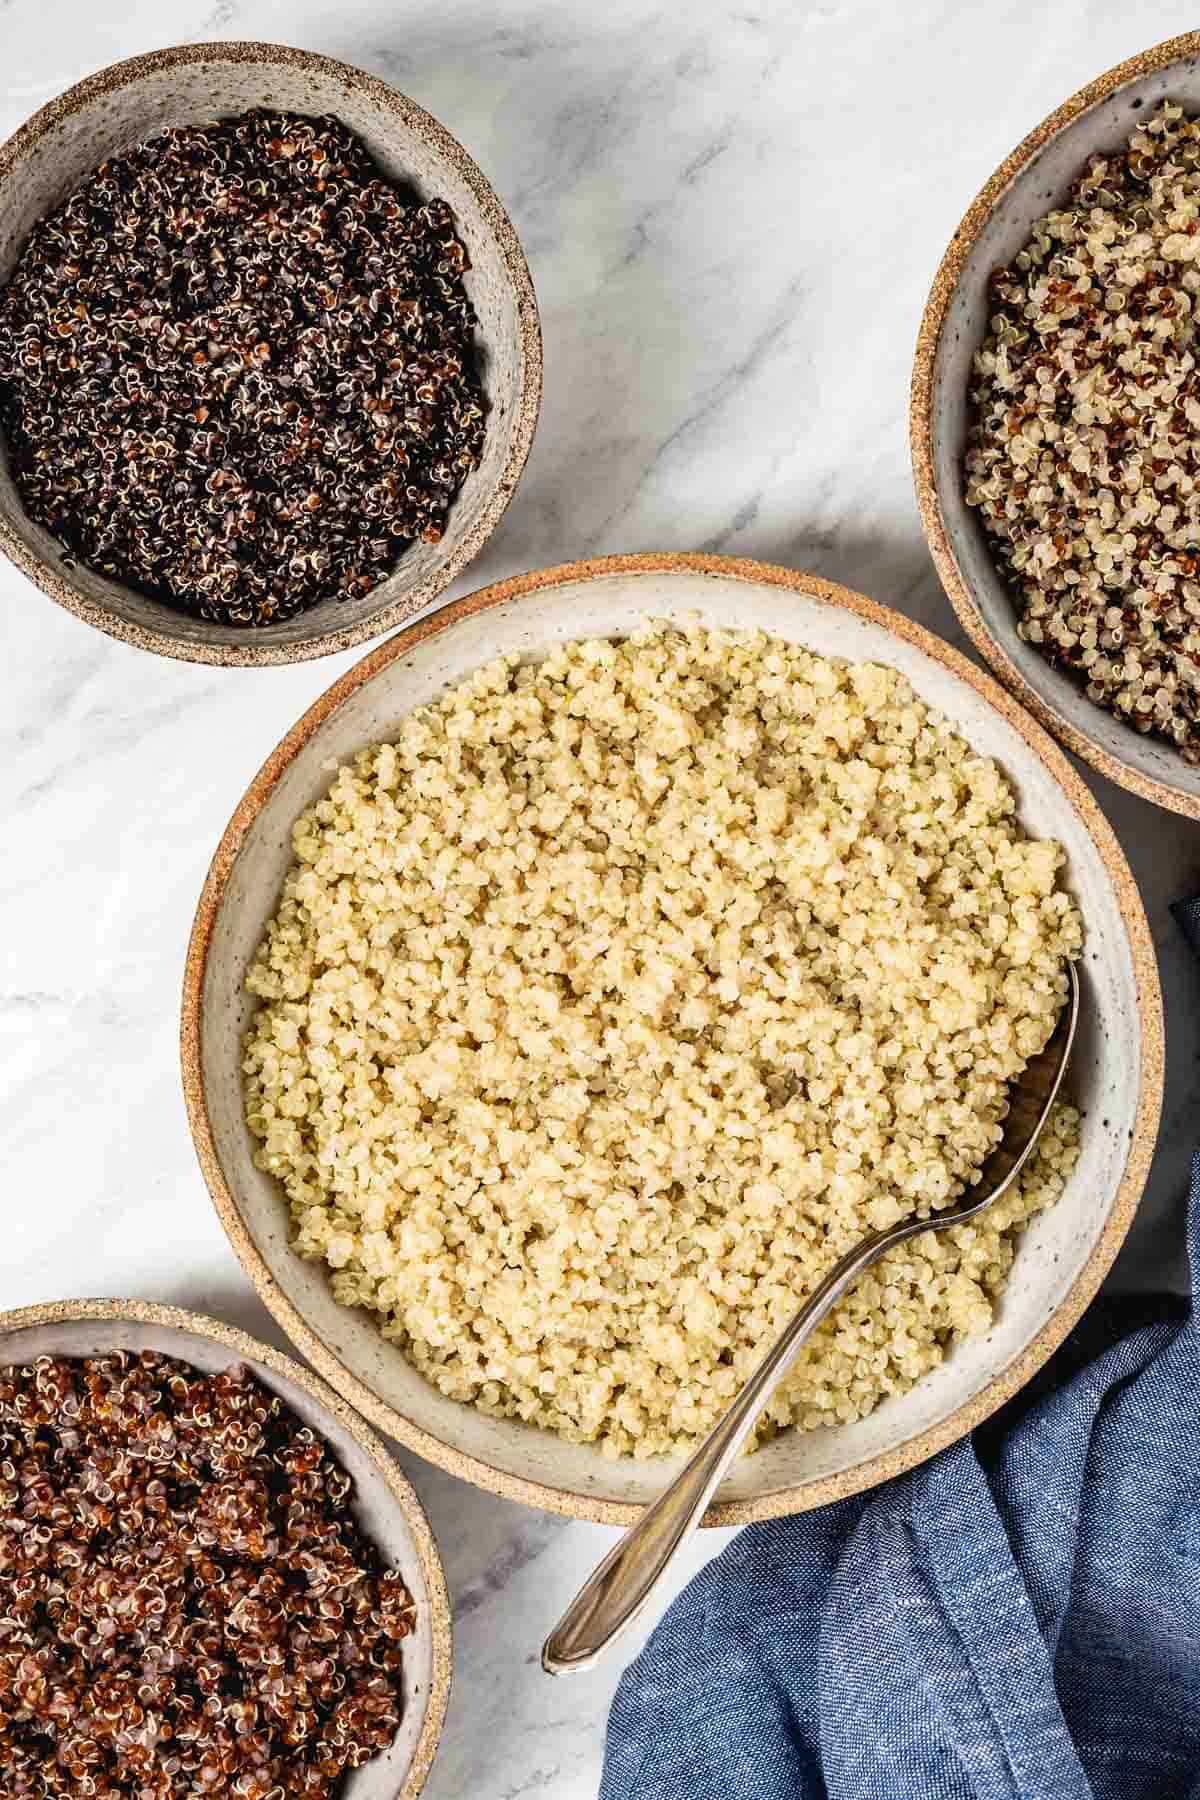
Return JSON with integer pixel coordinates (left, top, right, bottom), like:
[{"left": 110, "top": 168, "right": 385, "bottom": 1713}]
[{"left": 3, "top": 4, "right": 1200, "bottom": 1796}]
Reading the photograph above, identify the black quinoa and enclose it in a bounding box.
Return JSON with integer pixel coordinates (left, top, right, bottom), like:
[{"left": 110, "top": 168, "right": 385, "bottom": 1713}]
[
  {"left": 0, "top": 110, "right": 486, "bottom": 627},
  {"left": 0, "top": 1350, "right": 416, "bottom": 1798}
]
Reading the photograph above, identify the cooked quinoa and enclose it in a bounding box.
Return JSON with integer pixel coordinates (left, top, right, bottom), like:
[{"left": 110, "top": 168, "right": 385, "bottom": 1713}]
[
  {"left": 243, "top": 622, "right": 1081, "bottom": 1460},
  {"left": 966, "top": 101, "right": 1200, "bottom": 763}
]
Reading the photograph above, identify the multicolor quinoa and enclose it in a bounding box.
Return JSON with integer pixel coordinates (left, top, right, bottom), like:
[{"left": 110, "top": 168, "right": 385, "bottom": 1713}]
[
  {"left": 966, "top": 101, "right": 1200, "bottom": 762},
  {"left": 0, "top": 1350, "right": 415, "bottom": 1797},
  {"left": 0, "top": 110, "right": 485, "bottom": 626},
  {"left": 243, "top": 622, "right": 1081, "bottom": 1461}
]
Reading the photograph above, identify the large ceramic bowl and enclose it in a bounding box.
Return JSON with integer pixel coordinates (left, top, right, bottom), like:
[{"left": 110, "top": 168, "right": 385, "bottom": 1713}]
[
  {"left": 182, "top": 552, "right": 1163, "bottom": 1526},
  {"left": 0, "top": 42, "right": 541, "bottom": 666},
  {"left": 912, "top": 30, "right": 1200, "bottom": 818},
  {"left": 0, "top": 1298, "right": 451, "bottom": 1800}
]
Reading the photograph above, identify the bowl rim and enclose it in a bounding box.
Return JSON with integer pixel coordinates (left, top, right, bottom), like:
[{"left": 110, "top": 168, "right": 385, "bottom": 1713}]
[
  {"left": 0, "top": 39, "right": 543, "bottom": 668},
  {"left": 0, "top": 1294, "right": 452, "bottom": 1800},
  {"left": 180, "top": 550, "right": 1164, "bottom": 1526},
  {"left": 911, "top": 29, "right": 1200, "bottom": 819}
]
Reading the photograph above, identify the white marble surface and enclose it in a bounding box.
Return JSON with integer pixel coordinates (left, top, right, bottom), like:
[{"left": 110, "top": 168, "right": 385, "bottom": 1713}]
[{"left": 4, "top": 4, "right": 1200, "bottom": 1796}]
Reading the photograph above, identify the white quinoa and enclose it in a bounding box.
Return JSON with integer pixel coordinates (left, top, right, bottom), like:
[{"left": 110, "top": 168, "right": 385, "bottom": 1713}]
[
  {"left": 243, "top": 622, "right": 1081, "bottom": 1460},
  {"left": 966, "top": 101, "right": 1200, "bottom": 762}
]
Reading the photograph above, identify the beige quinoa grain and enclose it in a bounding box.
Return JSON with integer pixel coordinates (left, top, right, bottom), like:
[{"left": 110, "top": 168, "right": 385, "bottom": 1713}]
[
  {"left": 966, "top": 101, "right": 1200, "bottom": 762},
  {"left": 243, "top": 622, "right": 1081, "bottom": 1460}
]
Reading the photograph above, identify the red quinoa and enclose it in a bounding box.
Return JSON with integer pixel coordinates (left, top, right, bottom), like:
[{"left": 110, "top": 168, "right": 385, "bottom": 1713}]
[{"left": 0, "top": 1351, "right": 415, "bottom": 1798}]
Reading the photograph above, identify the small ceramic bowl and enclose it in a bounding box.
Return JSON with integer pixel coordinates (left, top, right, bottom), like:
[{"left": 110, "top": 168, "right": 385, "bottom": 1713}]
[
  {"left": 182, "top": 552, "right": 1162, "bottom": 1527},
  {"left": 0, "top": 1298, "right": 451, "bottom": 1800},
  {"left": 0, "top": 42, "right": 541, "bottom": 666},
  {"left": 912, "top": 30, "right": 1200, "bottom": 818}
]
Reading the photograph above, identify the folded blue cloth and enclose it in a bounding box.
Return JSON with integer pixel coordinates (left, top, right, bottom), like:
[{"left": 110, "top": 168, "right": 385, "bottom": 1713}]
[{"left": 603, "top": 913, "right": 1199, "bottom": 1800}]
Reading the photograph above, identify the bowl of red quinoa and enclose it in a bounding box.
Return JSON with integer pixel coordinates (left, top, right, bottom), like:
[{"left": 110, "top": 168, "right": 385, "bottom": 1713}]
[
  {"left": 0, "top": 1298, "right": 452, "bottom": 1798},
  {"left": 913, "top": 30, "right": 1200, "bottom": 819},
  {"left": 0, "top": 42, "right": 541, "bottom": 666}
]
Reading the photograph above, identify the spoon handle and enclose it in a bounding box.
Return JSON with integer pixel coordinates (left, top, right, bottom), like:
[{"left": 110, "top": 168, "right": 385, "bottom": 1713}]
[
  {"left": 543, "top": 966, "right": 1079, "bottom": 1677},
  {"left": 541, "top": 1220, "right": 914, "bottom": 1675}
]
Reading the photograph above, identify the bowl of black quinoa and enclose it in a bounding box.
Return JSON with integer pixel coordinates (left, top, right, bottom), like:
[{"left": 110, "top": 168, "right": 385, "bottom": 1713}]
[
  {"left": 912, "top": 30, "right": 1200, "bottom": 819},
  {"left": 0, "top": 1298, "right": 453, "bottom": 1798},
  {"left": 0, "top": 42, "right": 541, "bottom": 665}
]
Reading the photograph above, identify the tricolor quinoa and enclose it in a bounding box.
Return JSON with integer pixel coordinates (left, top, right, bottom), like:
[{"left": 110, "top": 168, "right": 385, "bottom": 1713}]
[{"left": 966, "top": 101, "right": 1200, "bottom": 760}]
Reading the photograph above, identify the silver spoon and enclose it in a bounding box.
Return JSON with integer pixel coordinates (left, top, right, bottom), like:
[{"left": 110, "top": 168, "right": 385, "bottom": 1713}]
[{"left": 542, "top": 961, "right": 1080, "bottom": 1675}]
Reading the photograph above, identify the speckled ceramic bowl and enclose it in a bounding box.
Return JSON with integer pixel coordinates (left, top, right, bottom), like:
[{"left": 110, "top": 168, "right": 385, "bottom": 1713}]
[
  {"left": 0, "top": 1298, "right": 451, "bottom": 1800},
  {"left": 913, "top": 30, "right": 1200, "bottom": 818},
  {"left": 182, "top": 553, "right": 1162, "bottom": 1526},
  {"left": 0, "top": 42, "right": 541, "bottom": 666}
]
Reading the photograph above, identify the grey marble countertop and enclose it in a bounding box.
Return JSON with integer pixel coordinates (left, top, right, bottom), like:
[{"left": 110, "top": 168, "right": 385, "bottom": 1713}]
[{"left": 3, "top": 3, "right": 1200, "bottom": 1795}]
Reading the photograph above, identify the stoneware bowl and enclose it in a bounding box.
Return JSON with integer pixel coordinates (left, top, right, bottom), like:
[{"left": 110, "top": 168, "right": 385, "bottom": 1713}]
[
  {"left": 182, "top": 552, "right": 1163, "bottom": 1526},
  {"left": 0, "top": 41, "right": 541, "bottom": 666},
  {"left": 912, "top": 29, "right": 1200, "bottom": 818},
  {"left": 0, "top": 1298, "right": 452, "bottom": 1799}
]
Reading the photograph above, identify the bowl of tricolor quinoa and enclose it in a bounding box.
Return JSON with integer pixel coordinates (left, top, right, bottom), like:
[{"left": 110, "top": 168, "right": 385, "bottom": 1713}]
[
  {"left": 914, "top": 30, "right": 1200, "bottom": 818},
  {"left": 182, "top": 554, "right": 1161, "bottom": 1525}
]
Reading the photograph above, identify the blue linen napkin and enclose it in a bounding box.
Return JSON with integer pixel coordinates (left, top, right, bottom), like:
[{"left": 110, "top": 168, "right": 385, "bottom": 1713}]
[{"left": 602, "top": 911, "right": 1200, "bottom": 1800}]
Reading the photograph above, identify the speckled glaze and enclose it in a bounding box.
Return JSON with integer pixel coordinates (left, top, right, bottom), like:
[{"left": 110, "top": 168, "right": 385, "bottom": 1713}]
[
  {"left": 0, "top": 1299, "right": 452, "bottom": 1800},
  {"left": 181, "top": 553, "right": 1163, "bottom": 1527},
  {"left": 0, "top": 42, "right": 541, "bottom": 666},
  {"left": 912, "top": 31, "right": 1200, "bottom": 818}
]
